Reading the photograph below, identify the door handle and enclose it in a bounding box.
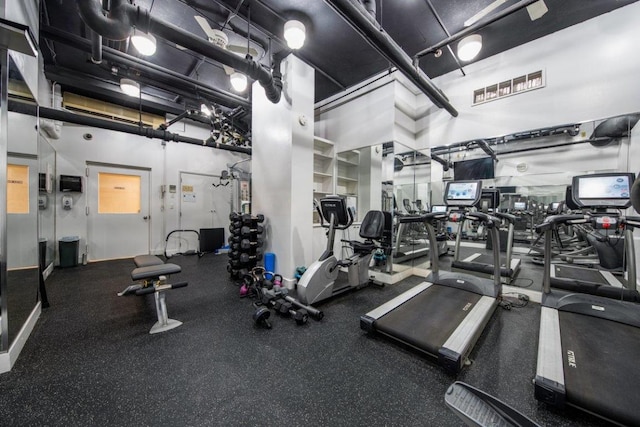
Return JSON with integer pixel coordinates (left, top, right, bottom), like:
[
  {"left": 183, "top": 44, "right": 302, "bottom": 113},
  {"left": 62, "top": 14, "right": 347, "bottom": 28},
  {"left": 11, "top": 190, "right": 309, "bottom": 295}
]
[{"left": 143, "top": 216, "right": 150, "bottom": 220}]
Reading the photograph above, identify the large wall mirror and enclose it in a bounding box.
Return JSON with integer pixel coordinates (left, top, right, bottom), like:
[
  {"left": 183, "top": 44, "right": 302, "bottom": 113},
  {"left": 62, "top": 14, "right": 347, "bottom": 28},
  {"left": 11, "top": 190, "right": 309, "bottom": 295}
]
[
  {"left": 336, "top": 142, "right": 434, "bottom": 281},
  {"left": 1, "top": 54, "right": 40, "bottom": 351},
  {"left": 391, "top": 143, "right": 432, "bottom": 273},
  {"left": 429, "top": 112, "right": 638, "bottom": 290}
]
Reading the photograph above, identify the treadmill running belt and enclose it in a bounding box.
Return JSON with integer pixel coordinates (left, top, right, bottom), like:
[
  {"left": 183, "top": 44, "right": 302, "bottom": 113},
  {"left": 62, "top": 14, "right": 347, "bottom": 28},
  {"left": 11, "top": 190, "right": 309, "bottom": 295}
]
[
  {"left": 554, "top": 265, "right": 608, "bottom": 284},
  {"left": 374, "top": 285, "right": 482, "bottom": 357},
  {"left": 559, "top": 311, "right": 640, "bottom": 426}
]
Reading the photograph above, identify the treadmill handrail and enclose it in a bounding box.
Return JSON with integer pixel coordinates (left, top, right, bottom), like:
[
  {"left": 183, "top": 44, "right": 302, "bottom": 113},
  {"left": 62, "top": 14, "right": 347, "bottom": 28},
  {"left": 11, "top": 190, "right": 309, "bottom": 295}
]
[
  {"left": 465, "top": 212, "right": 501, "bottom": 228},
  {"left": 398, "top": 212, "right": 448, "bottom": 223},
  {"left": 535, "top": 214, "right": 589, "bottom": 234},
  {"left": 624, "top": 216, "right": 640, "bottom": 229},
  {"left": 494, "top": 212, "right": 516, "bottom": 224}
]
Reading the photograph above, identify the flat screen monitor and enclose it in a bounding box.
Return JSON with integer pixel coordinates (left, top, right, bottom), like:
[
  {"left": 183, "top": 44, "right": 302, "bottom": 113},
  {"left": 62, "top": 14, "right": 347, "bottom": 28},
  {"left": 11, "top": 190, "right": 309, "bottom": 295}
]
[
  {"left": 454, "top": 157, "right": 495, "bottom": 181},
  {"left": 320, "top": 195, "right": 349, "bottom": 226},
  {"left": 513, "top": 201, "right": 527, "bottom": 211},
  {"left": 572, "top": 173, "right": 635, "bottom": 209},
  {"left": 497, "top": 186, "right": 517, "bottom": 195},
  {"left": 431, "top": 205, "right": 447, "bottom": 213},
  {"left": 445, "top": 181, "right": 482, "bottom": 207}
]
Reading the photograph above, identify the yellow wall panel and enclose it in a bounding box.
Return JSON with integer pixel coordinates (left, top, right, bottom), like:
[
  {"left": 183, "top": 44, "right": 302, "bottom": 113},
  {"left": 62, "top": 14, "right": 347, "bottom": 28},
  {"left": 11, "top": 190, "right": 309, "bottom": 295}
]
[{"left": 98, "top": 172, "right": 141, "bottom": 214}]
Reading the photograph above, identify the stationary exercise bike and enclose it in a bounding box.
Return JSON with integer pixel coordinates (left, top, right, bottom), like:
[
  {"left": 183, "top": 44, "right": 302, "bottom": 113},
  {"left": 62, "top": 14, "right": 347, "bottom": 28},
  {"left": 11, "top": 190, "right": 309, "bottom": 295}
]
[{"left": 297, "top": 195, "right": 386, "bottom": 305}]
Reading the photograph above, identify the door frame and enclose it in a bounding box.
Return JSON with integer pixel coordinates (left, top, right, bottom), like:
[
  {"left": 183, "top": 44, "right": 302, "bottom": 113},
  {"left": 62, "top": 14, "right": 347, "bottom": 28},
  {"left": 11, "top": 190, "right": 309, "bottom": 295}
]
[{"left": 86, "top": 161, "right": 152, "bottom": 261}]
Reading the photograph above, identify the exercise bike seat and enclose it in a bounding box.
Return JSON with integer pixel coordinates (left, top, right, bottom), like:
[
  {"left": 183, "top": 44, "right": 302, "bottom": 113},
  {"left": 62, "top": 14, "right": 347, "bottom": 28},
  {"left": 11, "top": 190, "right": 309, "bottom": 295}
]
[{"left": 348, "top": 211, "right": 386, "bottom": 254}]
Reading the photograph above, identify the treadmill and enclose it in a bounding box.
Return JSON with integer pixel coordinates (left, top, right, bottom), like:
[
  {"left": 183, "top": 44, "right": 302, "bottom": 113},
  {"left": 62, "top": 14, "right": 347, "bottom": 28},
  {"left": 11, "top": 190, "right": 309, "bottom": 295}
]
[
  {"left": 452, "top": 188, "right": 521, "bottom": 284},
  {"left": 535, "top": 172, "right": 640, "bottom": 426},
  {"left": 551, "top": 184, "right": 631, "bottom": 295},
  {"left": 361, "top": 181, "right": 503, "bottom": 374}
]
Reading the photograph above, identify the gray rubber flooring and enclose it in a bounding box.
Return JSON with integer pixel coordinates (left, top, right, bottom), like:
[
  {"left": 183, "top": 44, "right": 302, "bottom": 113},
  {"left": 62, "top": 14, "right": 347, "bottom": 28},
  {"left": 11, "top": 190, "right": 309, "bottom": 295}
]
[{"left": 0, "top": 253, "right": 609, "bottom": 426}]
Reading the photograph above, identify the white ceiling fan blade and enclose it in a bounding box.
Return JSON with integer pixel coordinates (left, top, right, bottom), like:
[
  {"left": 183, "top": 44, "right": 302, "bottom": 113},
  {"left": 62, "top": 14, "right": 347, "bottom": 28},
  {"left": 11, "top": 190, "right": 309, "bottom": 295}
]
[
  {"left": 526, "top": 1, "right": 548, "bottom": 21},
  {"left": 194, "top": 16, "right": 217, "bottom": 39},
  {"left": 464, "top": 0, "right": 508, "bottom": 27}
]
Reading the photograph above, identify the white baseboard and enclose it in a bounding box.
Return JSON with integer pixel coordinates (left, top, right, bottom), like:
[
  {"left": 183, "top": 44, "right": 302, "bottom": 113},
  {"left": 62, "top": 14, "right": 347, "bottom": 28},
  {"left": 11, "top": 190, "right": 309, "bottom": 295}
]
[{"left": 0, "top": 302, "right": 41, "bottom": 374}]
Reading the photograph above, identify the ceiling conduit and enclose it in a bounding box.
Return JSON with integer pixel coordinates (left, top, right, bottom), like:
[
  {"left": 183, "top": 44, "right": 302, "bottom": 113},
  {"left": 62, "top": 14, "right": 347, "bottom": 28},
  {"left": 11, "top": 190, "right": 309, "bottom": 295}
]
[
  {"left": 77, "top": 0, "right": 282, "bottom": 104},
  {"left": 8, "top": 100, "right": 252, "bottom": 155},
  {"left": 41, "top": 26, "right": 251, "bottom": 110},
  {"left": 324, "top": 0, "right": 458, "bottom": 117}
]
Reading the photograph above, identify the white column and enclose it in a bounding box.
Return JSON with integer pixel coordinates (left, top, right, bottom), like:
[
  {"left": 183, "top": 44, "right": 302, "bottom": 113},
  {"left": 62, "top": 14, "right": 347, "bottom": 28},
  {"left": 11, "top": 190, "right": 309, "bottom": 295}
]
[{"left": 252, "top": 55, "right": 314, "bottom": 284}]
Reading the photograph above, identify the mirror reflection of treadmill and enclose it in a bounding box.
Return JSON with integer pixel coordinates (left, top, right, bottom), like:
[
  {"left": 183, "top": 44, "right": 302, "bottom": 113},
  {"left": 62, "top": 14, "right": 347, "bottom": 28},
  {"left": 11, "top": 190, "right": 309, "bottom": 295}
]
[
  {"left": 451, "top": 188, "right": 521, "bottom": 284},
  {"left": 550, "top": 174, "right": 632, "bottom": 293}
]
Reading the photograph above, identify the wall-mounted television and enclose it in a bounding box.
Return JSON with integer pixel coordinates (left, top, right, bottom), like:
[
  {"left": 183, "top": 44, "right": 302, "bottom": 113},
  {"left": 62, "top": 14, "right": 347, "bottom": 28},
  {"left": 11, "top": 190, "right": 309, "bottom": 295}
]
[{"left": 454, "top": 157, "right": 495, "bottom": 181}]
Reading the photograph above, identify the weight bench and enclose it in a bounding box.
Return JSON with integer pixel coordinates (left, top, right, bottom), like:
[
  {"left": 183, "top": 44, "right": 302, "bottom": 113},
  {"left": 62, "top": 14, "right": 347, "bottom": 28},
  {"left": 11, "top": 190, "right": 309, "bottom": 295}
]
[
  {"left": 133, "top": 254, "right": 165, "bottom": 268},
  {"left": 118, "top": 262, "right": 188, "bottom": 334}
]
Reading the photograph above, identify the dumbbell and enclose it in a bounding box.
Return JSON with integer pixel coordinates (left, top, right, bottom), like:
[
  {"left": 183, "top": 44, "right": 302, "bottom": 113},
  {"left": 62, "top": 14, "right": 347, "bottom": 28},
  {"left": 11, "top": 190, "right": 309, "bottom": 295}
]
[
  {"left": 229, "top": 223, "right": 241, "bottom": 233},
  {"left": 284, "top": 295, "right": 324, "bottom": 321},
  {"left": 291, "top": 308, "right": 309, "bottom": 325},
  {"left": 241, "top": 225, "right": 264, "bottom": 236},
  {"left": 229, "top": 258, "right": 257, "bottom": 268},
  {"left": 253, "top": 307, "right": 272, "bottom": 329},
  {"left": 231, "top": 238, "right": 264, "bottom": 251},
  {"left": 229, "top": 248, "right": 264, "bottom": 260},
  {"left": 230, "top": 212, "right": 265, "bottom": 223},
  {"left": 273, "top": 299, "right": 308, "bottom": 325}
]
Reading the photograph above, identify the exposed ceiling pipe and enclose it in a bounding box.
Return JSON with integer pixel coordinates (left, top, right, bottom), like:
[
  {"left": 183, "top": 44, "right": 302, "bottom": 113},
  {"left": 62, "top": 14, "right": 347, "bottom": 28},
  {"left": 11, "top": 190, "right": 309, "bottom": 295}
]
[
  {"left": 8, "top": 100, "right": 252, "bottom": 155},
  {"left": 324, "top": 0, "right": 458, "bottom": 117},
  {"left": 430, "top": 153, "right": 452, "bottom": 171},
  {"left": 41, "top": 26, "right": 251, "bottom": 110},
  {"left": 414, "top": 0, "right": 540, "bottom": 59},
  {"left": 90, "top": 29, "right": 102, "bottom": 64},
  {"left": 360, "top": 0, "right": 376, "bottom": 19},
  {"left": 76, "top": 0, "right": 282, "bottom": 103}
]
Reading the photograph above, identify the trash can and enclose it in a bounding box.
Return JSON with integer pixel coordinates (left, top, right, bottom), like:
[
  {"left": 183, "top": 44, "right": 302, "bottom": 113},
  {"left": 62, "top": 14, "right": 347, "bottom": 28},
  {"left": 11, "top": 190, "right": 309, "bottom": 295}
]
[{"left": 59, "top": 236, "right": 80, "bottom": 268}]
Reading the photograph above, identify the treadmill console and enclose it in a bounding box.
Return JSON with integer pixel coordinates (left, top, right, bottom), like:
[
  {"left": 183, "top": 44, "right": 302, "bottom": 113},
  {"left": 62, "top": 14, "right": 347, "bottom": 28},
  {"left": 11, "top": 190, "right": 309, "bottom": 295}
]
[
  {"left": 445, "top": 181, "right": 482, "bottom": 208},
  {"left": 572, "top": 173, "right": 636, "bottom": 209},
  {"left": 476, "top": 188, "right": 500, "bottom": 212},
  {"left": 431, "top": 205, "right": 447, "bottom": 213},
  {"left": 513, "top": 201, "right": 527, "bottom": 211}
]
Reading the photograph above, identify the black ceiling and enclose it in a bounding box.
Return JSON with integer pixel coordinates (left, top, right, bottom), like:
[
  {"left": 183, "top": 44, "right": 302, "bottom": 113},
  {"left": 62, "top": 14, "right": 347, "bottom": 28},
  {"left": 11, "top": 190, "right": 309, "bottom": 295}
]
[{"left": 40, "top": 0, "right": 637, "bottom": 118}]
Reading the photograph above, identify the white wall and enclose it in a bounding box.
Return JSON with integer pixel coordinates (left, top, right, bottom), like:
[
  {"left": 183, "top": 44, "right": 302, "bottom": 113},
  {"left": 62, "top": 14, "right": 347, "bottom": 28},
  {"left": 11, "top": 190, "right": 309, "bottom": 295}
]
[
  {"left": 51, "top": 120, "right": 246, "bottom": 262},
  {"left": 315, "top": 76, "right": 396, "bottom": 152},
  {"left": 421, "top": 2, "right": 640, "bottom": 147}
]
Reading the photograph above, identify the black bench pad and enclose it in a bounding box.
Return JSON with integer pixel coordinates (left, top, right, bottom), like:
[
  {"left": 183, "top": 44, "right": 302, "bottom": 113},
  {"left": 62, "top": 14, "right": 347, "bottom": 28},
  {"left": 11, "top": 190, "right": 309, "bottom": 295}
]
[
  {"left": 131, "top": 263, "right": 181, "bottom": 281},
  {"left": 133, "top": 255, "right": 165, "bottom": 268}
]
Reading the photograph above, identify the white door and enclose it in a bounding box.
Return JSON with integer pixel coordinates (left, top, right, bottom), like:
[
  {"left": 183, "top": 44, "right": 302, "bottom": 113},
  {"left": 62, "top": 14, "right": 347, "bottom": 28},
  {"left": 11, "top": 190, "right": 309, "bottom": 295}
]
[
  {"left": 87, "top": 164, "right": 150, "bottom": 261},
  {"left": 179, "top": 172, "right": 231, "bottom": 232}
]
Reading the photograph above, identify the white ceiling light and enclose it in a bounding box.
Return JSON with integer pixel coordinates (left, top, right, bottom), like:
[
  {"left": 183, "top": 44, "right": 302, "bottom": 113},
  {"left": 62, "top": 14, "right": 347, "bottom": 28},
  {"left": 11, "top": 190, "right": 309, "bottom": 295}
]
[
  {"left": 119, "top": 78, "right": 140, "bottom": 97},
  {"left": 130, "top": 29, "right": 157, "bottom": 56},
  {"left": 457, "top": 34, "right": 482, "bottom": 61},
  {"left": 284, "top": 20, "right": 306, "bottom": 50},
  {"left": 230, "top": 72, "right": 248, "bottom": 92}
]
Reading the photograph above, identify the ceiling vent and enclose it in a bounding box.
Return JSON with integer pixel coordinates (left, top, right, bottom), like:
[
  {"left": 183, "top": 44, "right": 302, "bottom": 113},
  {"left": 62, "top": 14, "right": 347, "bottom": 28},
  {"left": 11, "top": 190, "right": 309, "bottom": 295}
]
[{"left": 473, "top": 70, "right": 544, "bottom": 105}]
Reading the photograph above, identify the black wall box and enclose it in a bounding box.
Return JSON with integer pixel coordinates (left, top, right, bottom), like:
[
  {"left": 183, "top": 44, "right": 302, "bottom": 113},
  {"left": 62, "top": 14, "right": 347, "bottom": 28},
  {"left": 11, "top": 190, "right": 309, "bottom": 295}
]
[{"left": 59, "top": 175, "right": 82, "bottom": 192}]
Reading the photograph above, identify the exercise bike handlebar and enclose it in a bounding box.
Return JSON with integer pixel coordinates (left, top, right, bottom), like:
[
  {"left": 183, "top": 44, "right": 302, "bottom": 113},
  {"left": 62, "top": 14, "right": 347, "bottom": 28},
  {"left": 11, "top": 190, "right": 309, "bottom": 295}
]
[{"left": 316, "top": 201, "right": 354, "bottom": 230}]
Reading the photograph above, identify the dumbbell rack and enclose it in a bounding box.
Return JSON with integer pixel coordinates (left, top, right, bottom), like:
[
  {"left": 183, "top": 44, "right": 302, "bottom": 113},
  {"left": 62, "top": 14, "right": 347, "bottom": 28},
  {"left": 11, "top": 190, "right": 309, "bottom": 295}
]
[{"left": 227, "top": 212, "right": 265, "bottom": 279}]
